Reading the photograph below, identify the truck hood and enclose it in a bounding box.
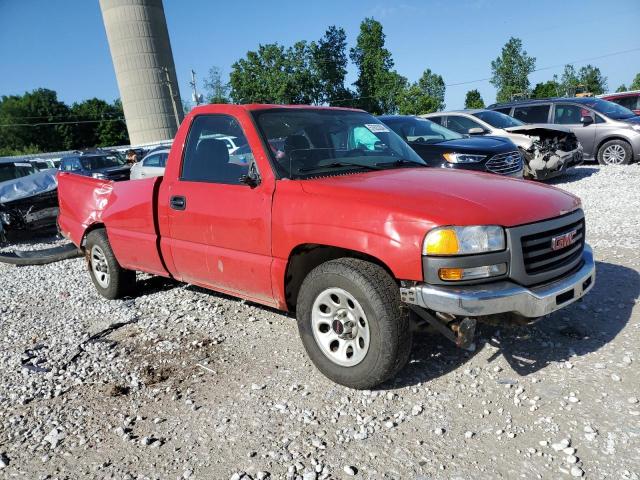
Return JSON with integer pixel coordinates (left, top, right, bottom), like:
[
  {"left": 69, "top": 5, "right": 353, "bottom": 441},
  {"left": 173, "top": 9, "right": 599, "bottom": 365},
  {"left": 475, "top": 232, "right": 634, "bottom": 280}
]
[{"left": 299, "top": 168, "right": 580, "bottom": 228}]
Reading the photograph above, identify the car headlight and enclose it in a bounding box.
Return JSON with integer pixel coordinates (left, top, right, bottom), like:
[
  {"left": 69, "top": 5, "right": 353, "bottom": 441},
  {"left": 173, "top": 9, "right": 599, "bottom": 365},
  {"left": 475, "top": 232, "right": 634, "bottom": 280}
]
[
  {"left": 92, "top": 173, "right": 107, "bottom": 179},
  {"left": 442, "top": 153, "right": 486, "bottom": 164},
  {"left": 424, "top": 225, "right": 505, "bottom": 255}
]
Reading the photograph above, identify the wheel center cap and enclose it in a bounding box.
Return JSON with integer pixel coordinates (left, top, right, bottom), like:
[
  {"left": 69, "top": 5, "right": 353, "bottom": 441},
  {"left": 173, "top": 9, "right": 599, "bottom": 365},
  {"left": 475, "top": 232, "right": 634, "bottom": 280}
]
[{"left": 333, "top": 310, "right": 356, "bottom": 339}]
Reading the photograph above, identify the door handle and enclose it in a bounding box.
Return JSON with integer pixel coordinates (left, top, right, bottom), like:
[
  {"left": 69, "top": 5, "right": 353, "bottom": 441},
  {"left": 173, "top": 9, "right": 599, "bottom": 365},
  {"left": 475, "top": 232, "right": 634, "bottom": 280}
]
[{"left": 170, "top": 195, "right": 186, "bottom": 210}]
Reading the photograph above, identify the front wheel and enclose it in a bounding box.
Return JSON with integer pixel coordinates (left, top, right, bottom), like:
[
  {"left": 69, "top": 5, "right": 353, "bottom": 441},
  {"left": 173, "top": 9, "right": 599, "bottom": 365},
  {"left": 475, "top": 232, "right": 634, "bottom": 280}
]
[
  {"left": 597, "top": 139, "right": 632, "bottom": 165},
  {"left": 86, "top": 229, "right": 136, "bottom": 299},
  {"left": 296, "top": 258, "right": 412, "bottom": 389}
]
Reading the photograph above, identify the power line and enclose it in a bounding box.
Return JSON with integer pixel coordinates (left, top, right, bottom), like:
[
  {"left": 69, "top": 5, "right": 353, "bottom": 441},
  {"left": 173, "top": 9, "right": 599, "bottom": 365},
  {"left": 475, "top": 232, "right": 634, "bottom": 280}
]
[
  {"left": 0, "top": 118, "right": 125, "bottom": 128},
  {"left": 444, "top": 46, "right": 640, "bottom": 87}
]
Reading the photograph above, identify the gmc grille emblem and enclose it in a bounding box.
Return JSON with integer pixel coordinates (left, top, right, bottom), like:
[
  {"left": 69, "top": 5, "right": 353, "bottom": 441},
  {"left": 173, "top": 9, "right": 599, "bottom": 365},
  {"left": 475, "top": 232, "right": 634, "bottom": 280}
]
[{"left": 551, "top": 230, "right": 578, "bottom": 251}]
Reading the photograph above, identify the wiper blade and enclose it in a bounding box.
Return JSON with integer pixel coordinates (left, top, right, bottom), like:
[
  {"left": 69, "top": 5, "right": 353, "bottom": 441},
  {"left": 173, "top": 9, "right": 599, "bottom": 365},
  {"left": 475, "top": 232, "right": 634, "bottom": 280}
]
[
  {"left": 375, "top": 159, "right": 426, "bottom": 168},
  {"left": 298, "top": 161, "right": 383, "bottom": 173}
]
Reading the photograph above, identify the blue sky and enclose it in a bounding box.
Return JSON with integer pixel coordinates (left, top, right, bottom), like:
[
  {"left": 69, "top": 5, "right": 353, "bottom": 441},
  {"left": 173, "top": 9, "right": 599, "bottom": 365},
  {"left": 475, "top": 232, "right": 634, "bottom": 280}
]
[{"left": 1, "top": 0, "right": 639, "bottom": 110}]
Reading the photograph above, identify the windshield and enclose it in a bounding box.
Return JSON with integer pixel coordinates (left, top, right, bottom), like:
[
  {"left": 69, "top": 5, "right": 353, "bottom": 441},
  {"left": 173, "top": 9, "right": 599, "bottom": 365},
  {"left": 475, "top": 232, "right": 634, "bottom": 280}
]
[
  {"left": 0, "top": 162, "right": 38, "bottom": 183},
  {"left": 584, "top": 98, "right": 636, "bottom": 120},
  {"left": 253, "top": 109, "right": 426, "bottom": 179},
  {"left": 382, "top": 116, "right": 463, "bottom": 143},
  {"left": 80, "top": 155, "right": 125, "bottom": 171},
  {"left": 473, "top": 110, "right": 524, "bottom": 128}
]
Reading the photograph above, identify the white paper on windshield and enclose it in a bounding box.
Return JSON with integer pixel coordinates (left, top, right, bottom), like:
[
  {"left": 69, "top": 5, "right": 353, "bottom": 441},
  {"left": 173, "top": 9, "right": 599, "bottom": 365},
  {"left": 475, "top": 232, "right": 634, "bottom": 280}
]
[
  {"left": 365, "top": 123, "right": 389, "bottom": 133},
  {"left": 14, "top": 163, "right": 32, "bottom": 167}
]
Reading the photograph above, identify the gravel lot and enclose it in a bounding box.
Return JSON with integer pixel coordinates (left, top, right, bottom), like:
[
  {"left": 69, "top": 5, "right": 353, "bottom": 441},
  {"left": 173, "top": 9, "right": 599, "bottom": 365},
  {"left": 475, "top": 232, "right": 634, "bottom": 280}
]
[{"left": 0, "top": 165, "right": 639, "bottom": 479}]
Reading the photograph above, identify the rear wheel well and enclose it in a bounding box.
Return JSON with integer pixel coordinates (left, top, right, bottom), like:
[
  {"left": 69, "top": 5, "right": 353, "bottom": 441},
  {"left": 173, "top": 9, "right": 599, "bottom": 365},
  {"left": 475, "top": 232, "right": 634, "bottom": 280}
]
[
  {"left": 81, "top": 223, "right": 106, "bottom": 249},
  {"left": 284, "top": 244, "right": 396, "bottom": 312}
]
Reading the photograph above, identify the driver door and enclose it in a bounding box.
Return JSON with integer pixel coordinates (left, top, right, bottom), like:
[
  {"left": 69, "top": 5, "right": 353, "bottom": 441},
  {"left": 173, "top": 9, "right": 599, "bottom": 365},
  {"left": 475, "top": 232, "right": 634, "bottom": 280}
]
[{"left": 552, "top": 104, "right": 596, "bottom": 157}]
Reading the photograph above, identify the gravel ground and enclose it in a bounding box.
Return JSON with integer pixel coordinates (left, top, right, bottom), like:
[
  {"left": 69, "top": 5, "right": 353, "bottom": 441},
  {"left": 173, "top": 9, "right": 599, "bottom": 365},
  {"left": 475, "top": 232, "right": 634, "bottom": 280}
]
[{"left": 0, "top": 165, "right": 639, "bottom": 479}]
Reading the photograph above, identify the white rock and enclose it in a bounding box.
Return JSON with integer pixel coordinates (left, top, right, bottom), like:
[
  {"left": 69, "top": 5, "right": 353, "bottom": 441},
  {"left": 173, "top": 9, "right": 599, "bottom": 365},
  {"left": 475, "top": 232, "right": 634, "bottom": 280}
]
[
  {"left": 464, "top": 431, "right": 474, "bottom": 439},
  {"left": 434, "top": 428, "right": 445, "bottom": 435},
  {"left": 343, "top": 465, "right": 356, "bottom": 476},
  {"left": 570, "top": 466, "right": 584, "bottom": 477}
]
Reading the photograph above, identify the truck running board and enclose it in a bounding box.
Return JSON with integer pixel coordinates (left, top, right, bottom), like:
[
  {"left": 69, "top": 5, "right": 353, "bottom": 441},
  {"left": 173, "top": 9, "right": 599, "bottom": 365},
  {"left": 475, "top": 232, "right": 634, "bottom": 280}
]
[{"left": 408, "top": 305, "right": 477, "bottom": 351}]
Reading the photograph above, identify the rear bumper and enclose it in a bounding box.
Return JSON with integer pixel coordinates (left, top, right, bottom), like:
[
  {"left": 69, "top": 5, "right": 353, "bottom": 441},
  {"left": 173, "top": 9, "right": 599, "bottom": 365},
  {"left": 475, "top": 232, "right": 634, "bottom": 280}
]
[{"left": 401, "top": 245, "right": 595, "bottom": 318}]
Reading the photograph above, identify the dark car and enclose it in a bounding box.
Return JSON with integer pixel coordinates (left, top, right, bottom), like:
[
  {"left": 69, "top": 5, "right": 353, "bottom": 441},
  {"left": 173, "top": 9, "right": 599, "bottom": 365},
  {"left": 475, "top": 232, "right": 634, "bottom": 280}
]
[
  {"left": 379, "top": 115, "right": 523, "bottom": 177},
  {"left": 59, "top": 153, "right": 131, "bottom": 181},
  {"left": 488, "top": 97, "right": 640, "bottom": 165},
  {"left": 0, "top": 161, "right": 59, "bottom": 240}
]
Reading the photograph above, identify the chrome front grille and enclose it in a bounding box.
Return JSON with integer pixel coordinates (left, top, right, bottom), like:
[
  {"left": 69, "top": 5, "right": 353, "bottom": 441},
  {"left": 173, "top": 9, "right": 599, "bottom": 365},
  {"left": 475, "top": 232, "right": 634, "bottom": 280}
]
[
  {"left": 486, "top": 151, "right": 522, "bottom": 175},
  {"left": 521, "top": 218, "right": 585, "bottom": 275},
  {"left": 507, "top": 210, "right": 586, "bottom": 287}
]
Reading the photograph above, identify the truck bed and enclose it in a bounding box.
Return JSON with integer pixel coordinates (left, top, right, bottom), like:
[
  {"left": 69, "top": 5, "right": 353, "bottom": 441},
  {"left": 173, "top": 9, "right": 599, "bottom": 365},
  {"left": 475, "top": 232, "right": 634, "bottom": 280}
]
[{"left": 57, "top": 173, "right": 169, "bottom": 276}]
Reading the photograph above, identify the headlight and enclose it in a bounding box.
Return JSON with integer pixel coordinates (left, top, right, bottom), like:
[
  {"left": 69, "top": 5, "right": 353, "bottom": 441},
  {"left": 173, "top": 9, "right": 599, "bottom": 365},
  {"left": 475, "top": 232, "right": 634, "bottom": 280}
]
[
  {"left": 424, "top": 225, "right": 505, "bottom": 255},
  {"left": 92, "top": 173, "right": 107, "bottom": 179},
  {"left": 442, "top": 153, "right": 486, "bottom": 164}
]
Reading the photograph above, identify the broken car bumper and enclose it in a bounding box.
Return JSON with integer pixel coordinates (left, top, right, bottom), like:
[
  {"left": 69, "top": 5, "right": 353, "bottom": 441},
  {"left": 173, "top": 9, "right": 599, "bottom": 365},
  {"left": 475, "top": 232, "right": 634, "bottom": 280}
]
[{"left": 401, "top": 245, "right": 595, "bottom": 318}]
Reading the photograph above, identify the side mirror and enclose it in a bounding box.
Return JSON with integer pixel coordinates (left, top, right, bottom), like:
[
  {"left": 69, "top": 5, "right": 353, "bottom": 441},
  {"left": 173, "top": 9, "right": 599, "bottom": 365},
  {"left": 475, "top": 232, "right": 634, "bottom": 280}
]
[
  {"left": 580, "top": 114, "right": 594, "bottom": 125},
  {"left": 468, "top": 127, "right": 486, "bottom": 135}
]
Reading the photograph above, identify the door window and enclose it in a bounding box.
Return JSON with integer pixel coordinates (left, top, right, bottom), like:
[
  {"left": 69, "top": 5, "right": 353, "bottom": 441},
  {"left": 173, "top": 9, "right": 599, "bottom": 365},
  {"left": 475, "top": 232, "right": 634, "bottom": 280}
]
[
  {"left": 553, "top": 104, "right": 586, "bottom": 125},
  {"left": 493, "top": 107, "right": 512, "bottom": 115},
  {"left": 512, "top": 104, "right": 550, "bottom": 123},
  {"left": 445, "top": 115, "right": 484, "bottom": 134},
  {"left": 612, "top": 96, "right": 638, "bottom": 110},
  {"left": 181, "top": 115, "right": 251, "bottom": 184},
  {"left": 427, "top": 115, "right": 444, "bottom": 126},
  {"left": 143, "top": 154, "right": 161, "bottom": 167}
]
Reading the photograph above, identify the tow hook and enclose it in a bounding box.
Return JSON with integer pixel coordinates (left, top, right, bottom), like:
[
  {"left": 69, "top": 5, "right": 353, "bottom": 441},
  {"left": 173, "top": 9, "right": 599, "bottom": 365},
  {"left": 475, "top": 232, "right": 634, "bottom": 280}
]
[{"left": 408, "top": 305, "right": 477, "bottom": 351}]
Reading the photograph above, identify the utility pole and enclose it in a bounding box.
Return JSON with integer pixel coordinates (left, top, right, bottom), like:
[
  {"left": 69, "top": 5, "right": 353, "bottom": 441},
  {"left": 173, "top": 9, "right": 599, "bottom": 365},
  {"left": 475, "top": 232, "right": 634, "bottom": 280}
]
[
  {"left": 159, "top": 66, "right": 181, "bottom": 128},
  {"left": 189, "top": 69, "right": 202, "bottom": 106}
]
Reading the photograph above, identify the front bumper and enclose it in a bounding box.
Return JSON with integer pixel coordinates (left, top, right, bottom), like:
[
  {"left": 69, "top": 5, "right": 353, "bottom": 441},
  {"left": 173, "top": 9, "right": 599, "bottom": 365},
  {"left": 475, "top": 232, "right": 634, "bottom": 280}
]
[{"left": 401, "top": 245, "right": 595, "bottom": 318}]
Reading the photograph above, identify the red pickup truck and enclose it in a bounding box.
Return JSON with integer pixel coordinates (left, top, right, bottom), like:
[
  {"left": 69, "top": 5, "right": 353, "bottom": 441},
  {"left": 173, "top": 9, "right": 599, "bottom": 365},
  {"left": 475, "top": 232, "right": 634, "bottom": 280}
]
[{"left": 58, "top": 104, "right": 595, "bottom": 389}]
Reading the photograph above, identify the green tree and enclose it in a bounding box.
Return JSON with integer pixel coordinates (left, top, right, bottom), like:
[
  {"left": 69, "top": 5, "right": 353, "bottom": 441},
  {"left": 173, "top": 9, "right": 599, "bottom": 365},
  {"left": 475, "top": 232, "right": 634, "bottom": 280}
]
[
  {"left": 464, "top": 89, "right": 485, "bottom": 109},
  {"left": 0, "top": 88, "right": 73, "bottom": 154},
  {"left": 560, "top": 65, "right": 580, "bottom": 95},
  {"left": 312, "top": 26, "right": 352, "bottom": 105},
  {"left": 630, "top": 73, "right": 640, "bottom": 90},
  {"left": 560, "top": 64, "right": 607, "bottom": 96},
  {"left": 69, "top": 98, "right": 128, "bottom": 148},
  {"left": 616, "top": 84, "right": 628, "bottom": 93},
  {"left": 229, "top": 42, "right": 321, "bottom": 104},
  {"left": 577, "top": 65, "right": 607, "bottom": 95},
  {"left": 397, "top": 69, "right": 446, "bottom": 115},
  {"left": 350, "top": 18, "right": 405, "bottom": 114},
  {"left": 490, "top": 37, "right": 536, "bottom": 102},
  {"left": 203, "top": 66, "right": 230, "bottom": 104},
  {"left": 531, "top": 78, "right": 561, "bottom": 99}
]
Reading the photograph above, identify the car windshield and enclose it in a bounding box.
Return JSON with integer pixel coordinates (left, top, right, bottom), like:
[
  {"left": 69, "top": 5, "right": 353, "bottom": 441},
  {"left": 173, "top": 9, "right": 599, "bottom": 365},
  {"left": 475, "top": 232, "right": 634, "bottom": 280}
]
[
  {"left": 0, "top": 162, "right": 38, "bottom": 183},
  {"left": 382, "top": 117, "right": 463, "bottom": 143},
  {"left": 473, "top": 110, "right": 524, "bottom": 128},
  {"left": 253, "top": 109, "right": 426, "bottom": 179},
  {"left": 585, "top": 98, "right": 636, "bottom": 120},
  {"left": 80, "top": 155, "right": 125, "bottom": 170}
]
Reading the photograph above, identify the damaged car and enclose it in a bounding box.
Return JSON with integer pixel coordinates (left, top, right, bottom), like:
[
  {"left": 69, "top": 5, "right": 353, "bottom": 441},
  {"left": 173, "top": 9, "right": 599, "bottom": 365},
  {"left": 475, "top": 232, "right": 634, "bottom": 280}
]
[
  {"left": 0, "top": 160, "right": 59, "bottom": 241},
  {"left": 422, "top": 109, "right": 583, "bottom": 180}
]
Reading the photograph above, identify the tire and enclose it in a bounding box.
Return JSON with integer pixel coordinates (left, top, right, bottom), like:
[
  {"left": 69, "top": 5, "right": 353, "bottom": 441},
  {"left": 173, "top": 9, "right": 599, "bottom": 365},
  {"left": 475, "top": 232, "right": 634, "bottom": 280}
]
[
  {"left": 597, "top": 139, "right": 632, "bottom": 165},
  {"left": 85, "top": 229, "right": 136, "bottom": 299},
  {"left": 296, "top": 258, "right": 412, "bottom": 389}
]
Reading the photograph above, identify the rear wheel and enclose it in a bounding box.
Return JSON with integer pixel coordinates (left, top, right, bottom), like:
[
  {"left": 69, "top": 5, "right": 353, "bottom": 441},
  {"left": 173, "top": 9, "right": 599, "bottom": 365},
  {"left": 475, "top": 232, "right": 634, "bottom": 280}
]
[
  {"left": 597, "top": 139, "right": 632, "bottom": 165},
  {"left": 296, "top": 258, "right": 412, "bottom": 389},
  {"left": 86, "top": 229, "right": 136, "bottom": 299}
]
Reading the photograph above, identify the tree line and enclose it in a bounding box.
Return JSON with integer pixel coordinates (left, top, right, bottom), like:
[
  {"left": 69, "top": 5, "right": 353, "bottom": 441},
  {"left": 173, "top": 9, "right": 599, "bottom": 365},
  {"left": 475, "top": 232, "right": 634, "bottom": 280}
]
[
  {"left": 206, "top": 21, "right": 639, "bottom": 113},
  {"left": 0, "top": 89, "right": 128, "bottom": 157},
  {"left": 3, "top": 18, "right": 640, "bottom": 156}
]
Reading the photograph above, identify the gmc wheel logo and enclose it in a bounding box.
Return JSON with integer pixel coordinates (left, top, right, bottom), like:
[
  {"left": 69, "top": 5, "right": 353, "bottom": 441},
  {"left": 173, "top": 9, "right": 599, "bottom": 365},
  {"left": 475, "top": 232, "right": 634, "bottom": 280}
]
[{"left": 551, "top": 230, "right": 578, "bottom": 250}]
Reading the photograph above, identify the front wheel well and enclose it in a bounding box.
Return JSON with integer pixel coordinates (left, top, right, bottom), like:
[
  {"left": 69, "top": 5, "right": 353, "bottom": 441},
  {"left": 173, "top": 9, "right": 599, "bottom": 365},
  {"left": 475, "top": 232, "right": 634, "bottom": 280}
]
[
  {"left": 284, "top": 244, "right": 396, "bottom": 312},
  {"left": 595, "top": 136, "right": 633, "bottom": 155}
]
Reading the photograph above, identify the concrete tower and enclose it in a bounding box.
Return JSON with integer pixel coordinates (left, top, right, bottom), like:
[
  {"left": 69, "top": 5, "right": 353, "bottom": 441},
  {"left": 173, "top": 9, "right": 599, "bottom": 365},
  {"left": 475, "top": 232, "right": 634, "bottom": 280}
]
[{"left": 99, "top": 0, "right": 183, "bottom": 145}]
